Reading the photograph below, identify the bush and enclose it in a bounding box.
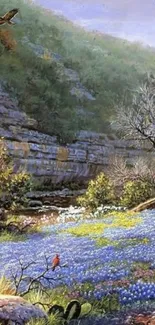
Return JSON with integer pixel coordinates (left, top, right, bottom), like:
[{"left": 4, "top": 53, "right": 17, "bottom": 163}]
[
  {"left": 120, "top": 180, "right": 155, "bottom": 208},
  {"left": 0, "top": 29, "right": 17, "bottom": 51},
  {"left": 0, "top": 138, "right": 32, "bottom": 209},
  {"left": 77, "top": 172, "right": 115, "bottom": 210}
]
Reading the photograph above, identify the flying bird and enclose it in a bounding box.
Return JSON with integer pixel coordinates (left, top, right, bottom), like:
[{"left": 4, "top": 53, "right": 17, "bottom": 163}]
[
  {"left": 0, "top": 8, "right": 19, "bottom": 26},
  {"left": 52, "top": 254, "right": 60, "bottom": 271}
]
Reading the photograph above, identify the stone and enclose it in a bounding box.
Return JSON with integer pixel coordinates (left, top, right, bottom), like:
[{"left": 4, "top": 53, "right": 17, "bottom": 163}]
[
  {"left": 28, "top": 200, "right": 43, "bottom": 208},
  {"left": 0, "top": 294, "right": 47, "bottom": 325},
  {"left": 125, "top": 316, "right": 134, "bottom": 324},
  {"left": 43, "top": 201, "right": 51, "bottom": 206},
  {"left": 0, "top": 209, "right": 6, "bottom": 221},
  {"left": 0, "top": 86, "right": 154, "bottom": 186}
]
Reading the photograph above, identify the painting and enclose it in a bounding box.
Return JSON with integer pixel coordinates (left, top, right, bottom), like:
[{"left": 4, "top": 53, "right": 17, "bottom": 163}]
[{"left": 0, "top": 1, "right": 155, "bottom": 324}]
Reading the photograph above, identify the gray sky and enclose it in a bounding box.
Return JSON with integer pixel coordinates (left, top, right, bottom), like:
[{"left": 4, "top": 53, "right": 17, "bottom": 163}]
[{"left": 35, "top": 0, "right": 155, "bottom": 46}]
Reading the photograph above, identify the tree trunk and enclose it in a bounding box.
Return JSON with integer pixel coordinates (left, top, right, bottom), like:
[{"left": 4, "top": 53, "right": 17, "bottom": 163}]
[{"left": 130, "top": 197, "right": 155, "bottom": 212}]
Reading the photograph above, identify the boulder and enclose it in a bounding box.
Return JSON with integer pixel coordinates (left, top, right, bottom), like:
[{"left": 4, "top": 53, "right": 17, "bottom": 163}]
[{"left": 0, "top": 294, "right": 47, "bottom": 325}]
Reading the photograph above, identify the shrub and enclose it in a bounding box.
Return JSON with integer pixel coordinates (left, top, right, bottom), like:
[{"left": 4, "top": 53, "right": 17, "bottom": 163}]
[
  {"left": 0, "top": 29, "right": 17, "bottom": 51},
  {"left": 77, "top": 172, "right": 115, "bottom": 210},
  {"left": 120, "top": 180, "right": 154, "bottom": 208},
  {"left": 106, "top": 155, "right": 155, "bottom": 200},
  {"left": 0, "top": 138, "right": 32, "bottom": 209}
]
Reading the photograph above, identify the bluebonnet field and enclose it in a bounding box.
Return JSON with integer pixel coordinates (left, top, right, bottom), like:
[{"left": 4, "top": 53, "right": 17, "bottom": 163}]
[{"left": 1, "top": 207, "right": 155, "bottom": 314}]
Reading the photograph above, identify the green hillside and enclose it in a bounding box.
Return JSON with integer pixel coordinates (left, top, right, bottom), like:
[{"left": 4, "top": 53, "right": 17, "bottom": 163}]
[{"left": 0, "top": 0, "right": 155, "bottom": 142}]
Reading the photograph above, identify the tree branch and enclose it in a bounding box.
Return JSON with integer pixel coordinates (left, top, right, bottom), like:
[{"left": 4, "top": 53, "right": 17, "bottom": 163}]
[{"left": 10, "top": 255, "right": 65, "bottom": 297}]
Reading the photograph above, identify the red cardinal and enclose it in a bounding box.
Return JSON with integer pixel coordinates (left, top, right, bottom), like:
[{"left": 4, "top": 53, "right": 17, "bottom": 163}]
[{"left": 52, "top": 254, "right": 60, "bottom": 271}]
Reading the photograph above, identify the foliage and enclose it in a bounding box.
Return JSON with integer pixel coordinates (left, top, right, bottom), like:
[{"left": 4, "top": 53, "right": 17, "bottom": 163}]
[
  {"left": 27, "top": 314, "right": 60, "bottom": 325},
  {"left": 48, "top": 300, "right": 92, "bottom": 323},
  {"left": 0, "top": 275, "right": 15, "bottom": 295},
  {"left": 0, "top": 138, "right": 32, "bottom": 209},
  {"left": 0, "top": 29, "right": 17, "bottom": 51},
  {"left": 1, "top": 209, "right": 155, "bottom": 317},
  {"left": 65, "top": 223, "right": 107, "bottom": 237},
  {"left": 100, "top": 294, "right": 120, "bottom": 313},
  {"left": 0, "top": 230, "right": 25, "bottom": 242},
  {"left": 64, "top": 211, "right": 141, "bottom": 239},
  {"left": 96, "top": 235, "right": 149, "bottom": 248},
  {"left": 95, "top": 237, "right": 113, "bottom": 247},
  {"left": 26, "top": 286, "right": 71, "bottom": 312},
  {"left": 120, "top": 179, "right": 155, "bottom": 208},
  {"left": 110, "top": 211, "right": 142, "bottom": 228},
  {"left": 77, "top": 172, "right": 115, "bottom": 210},
  {"left": 0, "top": 1, "right": 155, "bottom": 141}
]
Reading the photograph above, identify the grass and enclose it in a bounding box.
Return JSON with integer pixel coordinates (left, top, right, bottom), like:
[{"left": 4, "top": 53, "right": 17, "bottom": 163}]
[
  {"left": 95, "top": 237, "right": 113, "bottom": 247},
  {"left": 0, "top": 275, "right": 15, "bottom": 295},
  {"left": 28, "top": 315, "right": 60, "bottom": 325},
  {"left": 96, "top": 236, "right": 150, "bottom": 248},
  {"left": 132, "top": 262, "right": 152, "bottom": 271},
  {"left": 26, "top": 286, "right": 120, "bottom": 323},
  {"left": 0, "top": 274, "right": 120, "bottom": 322},
  {"left": 65, "top": 223, "right": 107, "bottom": 237},
  {"left": 64, "top": 211, "right": 142, "bottom": 240},
  {"left": 0, "top": 216, "right": 44, "bottom": 242},
  {"left": 0, "top": 0, "right": 155, "bottom": 141},
  {"left": 0, "top": 230, "right": 26, "bottom": 242},
  {"left": 26, "top": 286, "right": 71, "bottom": 309},
  {"left": 110, "top": 211, "right": 142, "bottom": 229}
]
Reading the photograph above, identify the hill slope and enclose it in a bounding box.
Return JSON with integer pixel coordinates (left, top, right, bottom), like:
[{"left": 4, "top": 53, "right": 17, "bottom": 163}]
[
  {"left": 35, "top": 0, "right": 155, "bottom": 46},
  {"left": 0, "top": 0, "right": 155, "bottom": 142}
]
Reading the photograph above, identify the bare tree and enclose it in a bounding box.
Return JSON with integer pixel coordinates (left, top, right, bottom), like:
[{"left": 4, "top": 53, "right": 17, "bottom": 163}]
[
  {"left": 9, "top": 255, "right": 65, "bottom": 297},
  {"left": 106, "top": 155, "right": 155, "bottom": 189},
  {"left": 106, "top": 155, "right": 132, "bottom": 187},
  {"left": 111, "top": 74, "right": 155, "bottom": 149}
]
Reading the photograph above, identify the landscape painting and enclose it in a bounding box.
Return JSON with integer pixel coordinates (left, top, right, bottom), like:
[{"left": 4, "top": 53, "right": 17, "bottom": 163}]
[{"left": 1, "top": 1, "right": 155, "bottom": 324}]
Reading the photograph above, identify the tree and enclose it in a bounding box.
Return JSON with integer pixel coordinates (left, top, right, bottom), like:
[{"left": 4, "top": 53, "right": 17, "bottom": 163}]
[{"left": 111, "top": 74, "right": 155, "bottom": 149}]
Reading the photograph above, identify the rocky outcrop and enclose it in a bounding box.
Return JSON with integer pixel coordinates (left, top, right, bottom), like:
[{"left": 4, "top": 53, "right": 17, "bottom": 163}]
[
  {"left": 0, "top": 86, "right": 154, "bottom": 185},
  {"left": 0, "top": 294, "right": 47, "bottom": 324},
  {"left": 22, "top": 38, "right": 96, "bottom": 102}
]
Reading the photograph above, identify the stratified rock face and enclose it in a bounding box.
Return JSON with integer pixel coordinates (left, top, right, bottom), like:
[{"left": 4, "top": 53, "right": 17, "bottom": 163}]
[
  {"left": 0, "top": 294, "right": 47, "bottom": 324},
  {"left": 0, "top": 87, "right": 154, "bottom": 184}
]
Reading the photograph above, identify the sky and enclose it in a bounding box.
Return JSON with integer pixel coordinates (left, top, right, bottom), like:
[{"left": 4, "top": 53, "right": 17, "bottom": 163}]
[{"left": 35, "top": 0, "right": 155, "bottom": 46}]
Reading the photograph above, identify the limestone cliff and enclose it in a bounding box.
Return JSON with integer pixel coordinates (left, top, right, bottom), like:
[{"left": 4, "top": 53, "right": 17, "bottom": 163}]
[{"left": 0, "top": 86, "right": 154, "bottom": 185}]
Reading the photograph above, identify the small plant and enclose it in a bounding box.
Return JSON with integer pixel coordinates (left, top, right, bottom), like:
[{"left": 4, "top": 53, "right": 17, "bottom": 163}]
[
  {"left": 0, "top": 275, "right": 15, "bottom": 295},
  {"left": 0, "top": 138, "right": 32, "bottom": 210},
  {"left": 28, "top": 313, "right": 60, "bottom": 325},
  {"left": 120, "top": 179, "right": 154, "bottom": 208},
  {"left": 77, "top": 172, "right": 115, "bottom": 211},
  {"left": 90, "top": 205, "right": 126, "bottom": 219},
  {"left": 48, "top": 300, "right": 92, "bottom": 323}
]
